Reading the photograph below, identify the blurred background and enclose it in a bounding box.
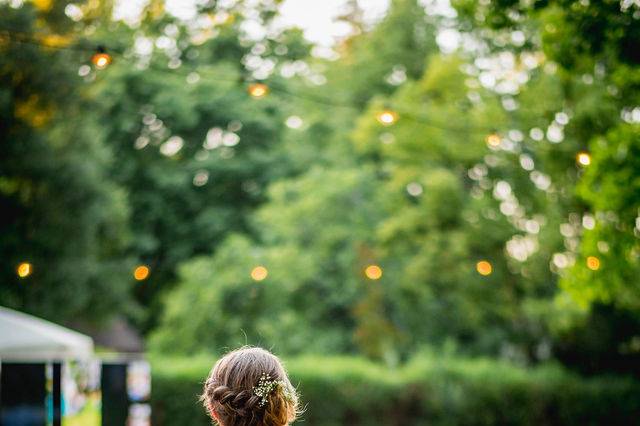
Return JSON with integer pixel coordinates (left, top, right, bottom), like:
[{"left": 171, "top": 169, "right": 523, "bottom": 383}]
[{"left": 1, "top": 0, "right": 640, "bottom": 424}]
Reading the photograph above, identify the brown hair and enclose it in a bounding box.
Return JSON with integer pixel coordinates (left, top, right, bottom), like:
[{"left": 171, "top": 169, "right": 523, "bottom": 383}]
[{"left": 201, "top": 347, "right": 300, "bottom": 426}]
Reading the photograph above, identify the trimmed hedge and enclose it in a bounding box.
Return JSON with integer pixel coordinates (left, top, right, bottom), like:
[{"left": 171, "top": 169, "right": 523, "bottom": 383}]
[{"left": 150, "top": 354, "right": 640, "bottom": 425}]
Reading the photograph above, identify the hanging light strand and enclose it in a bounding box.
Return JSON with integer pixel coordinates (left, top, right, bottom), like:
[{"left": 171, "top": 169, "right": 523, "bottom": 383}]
[{"left": 0, "top": 28, "right": 497, "bottom": 135}]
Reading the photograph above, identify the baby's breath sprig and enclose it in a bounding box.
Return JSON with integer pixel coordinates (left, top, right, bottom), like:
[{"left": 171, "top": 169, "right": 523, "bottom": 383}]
[
  {"left": 253, "top": 373, "right": 295, "bottom": 408},
  {"left": 281, "top": 385, "right": 295, "bottom": 403}
]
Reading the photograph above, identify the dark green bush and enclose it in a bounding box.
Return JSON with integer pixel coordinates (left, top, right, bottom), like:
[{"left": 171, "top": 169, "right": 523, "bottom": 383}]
[{"left": 150, "top": 354, "right": 640, "bottom": 426}]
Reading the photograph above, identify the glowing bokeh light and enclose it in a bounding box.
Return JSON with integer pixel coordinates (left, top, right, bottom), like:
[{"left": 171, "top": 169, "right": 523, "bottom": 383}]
[
  {"left": 576, "top": 151, "right": 591, "bottom": 167},
  {"left": 586, "top": 256, "right": 600, "bottom": 271},
  {"left": 285, "top": 115, "right": 303, "bottom": 129},
  {"left": 476, "top": 260, "right": 492, "bottom": 276},
  {"left": 91, "top": 52, "right": 112, "bottom": 69},
  {"left": 17, "top": 262, "right": 33, "bottom": 278},
  {"left": 406, "top": 182, "right": 423, "bottom": 197},
  {"left": 485, "top": 134, "right": 501, "bottom": 148},
  {"left": 248, "top": 83, "right": 269, "bottom": 99},
  {"left": 251, "top": 266, "right": 268, "bottom": 281},
  {"left": 364, "top": 264, "right": 383, "bottom": 280},
  {"left": 134, "top": 265, "right": 150, "bottom": 281},
  {"left": 193, "top": 170, "right": 209, "bottom": 186},
  {"left": 376, "top": 110, "right": 398, "bottom": 126}
]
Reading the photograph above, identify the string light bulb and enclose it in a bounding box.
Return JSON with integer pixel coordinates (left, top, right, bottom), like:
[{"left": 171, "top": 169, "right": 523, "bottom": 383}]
[
  {"left": 476, "top": 260, "right": 492, "bottom": 276},
  {"left": 248, "top": 83, "right": 269, "bottom": 99},
  {"left": 91, "top": 46, "right": 112, "bottom": 69},
  {"left": 133, "top": 265, "right": 150, "bottom": 281},
  {"left": 17, "top": 262, "right": 33, "bottom": 278},
  {"left": 586, "top": 256, "right": 600, "bottom": 271},
  {"left": 576, "top": 151, "right": 591, "bottom": 167},
  {"left": 376, "top": 110, "right": 398, "bottom": 126},
  {"left": 251, "top": 265, "right": 268, "bottom": 281},
  {"left": 364, "top": 264, "right": 383, "bottom": 280},
  {"left": 485, "top": 133, "right": 501, "bottom": 148}
]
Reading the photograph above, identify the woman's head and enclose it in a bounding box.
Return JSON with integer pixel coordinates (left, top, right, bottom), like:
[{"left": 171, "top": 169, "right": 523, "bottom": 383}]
[{"left": 201, "top": 347, "right": 300, "bottom": 426}]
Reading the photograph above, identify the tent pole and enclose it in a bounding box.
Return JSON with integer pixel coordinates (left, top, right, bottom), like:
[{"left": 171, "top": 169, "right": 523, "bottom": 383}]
[{"left": 52, "top": 363, "right": 61, "bottom": 426}]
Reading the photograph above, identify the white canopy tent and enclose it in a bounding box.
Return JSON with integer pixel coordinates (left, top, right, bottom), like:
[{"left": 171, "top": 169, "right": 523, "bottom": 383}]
[{"left": 0, "top": 306, "right": 94, "bottom": 361}]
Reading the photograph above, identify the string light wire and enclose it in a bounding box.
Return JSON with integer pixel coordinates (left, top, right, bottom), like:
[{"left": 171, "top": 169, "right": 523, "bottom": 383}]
[
  {"left": 0, "top": 28, "right": 494, "bottom": 135},
  {"left": 0, "top": 27, "right": 581, "bottom": 143}
]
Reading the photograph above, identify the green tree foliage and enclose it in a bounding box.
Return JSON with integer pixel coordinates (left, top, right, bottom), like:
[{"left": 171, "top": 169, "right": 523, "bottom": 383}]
[
  {"left": 452, "top": 0, "right": 640, "bottom": 373},
  {"left": 3, "top": 0, "right": 640, "bottom": 378},
  {"left": 563, "top": 124, "right": 640, "bottom": 309},
  {"left": 151, "top": 167, "right": 386, "bottom": 355},
  {"left": 326, "top": 0, "right": 437, "bottom": 106},
  {"left": 152, "top": 7, "right": 552, "bottom": 361},
  {"left": 0, "top": 1, "right": 133, "bottom": 322},
  {"left": 89, "top": 3, "right": 312, "bottom": 328},
  {"left": 0, "top": 0, "right": 310, "bottom": 327},
  {"left": 151, "top": 0, "right": 640, "bottom": 375}
]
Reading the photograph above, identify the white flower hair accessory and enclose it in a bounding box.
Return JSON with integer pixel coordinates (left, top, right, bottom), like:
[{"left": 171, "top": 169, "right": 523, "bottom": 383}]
[{"left": 253, "top": 373, "right": 296, "bottom": 408}]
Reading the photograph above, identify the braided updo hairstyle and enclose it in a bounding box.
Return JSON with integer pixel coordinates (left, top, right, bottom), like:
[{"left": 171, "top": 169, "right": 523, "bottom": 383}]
[{"left": 201, "top": 347, "right": 300, "bottom": 426}]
